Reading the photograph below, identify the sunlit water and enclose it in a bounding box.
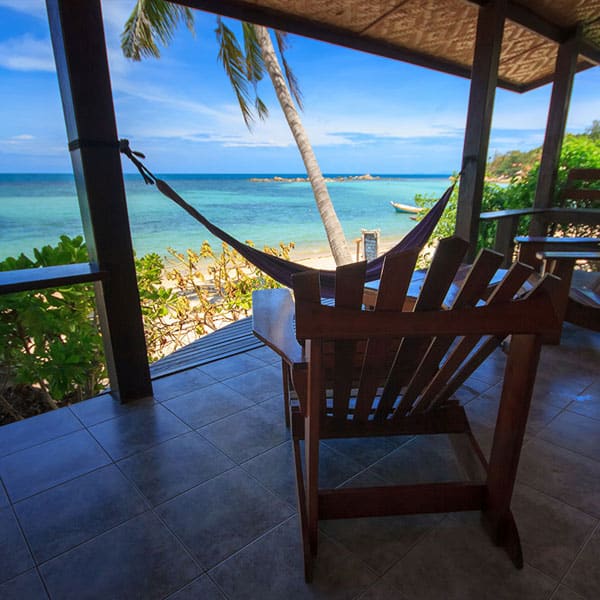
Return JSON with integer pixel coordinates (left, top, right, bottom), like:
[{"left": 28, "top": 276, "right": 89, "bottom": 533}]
[{"left": 0, "top": 173, "right": 451, "bottom": 261}]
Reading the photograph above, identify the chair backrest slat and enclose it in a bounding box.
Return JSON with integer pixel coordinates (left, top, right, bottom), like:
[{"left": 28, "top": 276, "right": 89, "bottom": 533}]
[
  {"left": 427, "top": 265, "right": 550, "bottom": 409},
  {"left": 332, "top": 262, "right": 367, "bottom": 419},
  {"left": 378, "top": 237, "right": 469, "bottom": 419},
  {"left": 353, "top": 250, "right": 418, "bottom": 422},
  {"left": 400, "top": 249, "right": 503, "bottom": 416},
  {"left": 560, "top": 168, "right": 600, "bottom": 210},
  {"left": 416, "top": 262, "right": 534, "bottom": 411}
]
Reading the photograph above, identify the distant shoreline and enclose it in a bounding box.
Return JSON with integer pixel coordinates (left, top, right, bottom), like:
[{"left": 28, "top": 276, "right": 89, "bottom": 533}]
[
  {"left": 1, "top": 173, "right": 451, "bottom": 259},
  {"left": 0, "top": 172, "right": 454, "bottom": 179}
]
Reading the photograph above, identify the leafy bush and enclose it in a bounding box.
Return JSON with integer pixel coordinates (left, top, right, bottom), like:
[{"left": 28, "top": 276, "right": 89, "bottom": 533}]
[
  {"left": 0, "top": 236, "right": 106, "bottom": 407},
  {"left": 414, "top": 132, "right": 600, "bottom": 258},
  {"left": 1, "top": 235, "right": 291, "bottom": 420}
]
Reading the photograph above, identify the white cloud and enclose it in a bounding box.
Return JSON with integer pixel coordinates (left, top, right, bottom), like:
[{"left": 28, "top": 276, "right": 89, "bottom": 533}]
[
  {"left": 0, "top": 34, "right": 54, "bottom": 72},
  {"left": 11, "top": 133, "right": 35, "bottom": 140}
]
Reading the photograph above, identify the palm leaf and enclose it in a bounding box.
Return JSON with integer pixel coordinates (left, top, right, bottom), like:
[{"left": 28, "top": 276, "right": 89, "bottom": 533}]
[
  {"left": 216, "top": 17, "right": 260, "bottom": 127},
  {"left": 255, "top": 97, "right": 269, "bottom": 121},
  {"left": 121, "top": 0, "right": 194, "bottom": 60},
  {"left": 274, "top": 30, "right": 303, "bottom": 110},
  {"left": 242, "top": 22, "right": 265, "bottom": 84}
]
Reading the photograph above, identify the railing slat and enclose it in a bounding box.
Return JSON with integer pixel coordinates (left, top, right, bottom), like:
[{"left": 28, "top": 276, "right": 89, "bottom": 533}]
[{"left": 0, "top": 263, "right": 106, "bottom": 294}]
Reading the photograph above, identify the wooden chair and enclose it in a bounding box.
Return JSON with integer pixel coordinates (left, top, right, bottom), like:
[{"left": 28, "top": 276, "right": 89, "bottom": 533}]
[
  {"left": 516, "top": 237, "right": 600, "bottom": 338},
  {"left": 480, "top": 168, "right": 600, "bottom": 267},
  {"left": 481, "top": 168, "right": 600, "bottom": 339},
  {"left": 253, "top": 237, "right": 561, "bottom": 581}
]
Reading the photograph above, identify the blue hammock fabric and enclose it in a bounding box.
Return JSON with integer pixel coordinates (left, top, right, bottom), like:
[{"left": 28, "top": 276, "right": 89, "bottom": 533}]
[{"left": 120, "top": 141, "right": 453, "bottom": 297}]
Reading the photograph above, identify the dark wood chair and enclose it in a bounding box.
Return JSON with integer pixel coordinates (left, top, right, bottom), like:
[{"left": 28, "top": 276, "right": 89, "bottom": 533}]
[
  {"left": 516, "top": 237, "right": 600, "bottom": 338},
  {"left": 480, "top": 168, "right": 600, "bottom": 267},
  {"left": 252, "top": 237, "right": 561, "bottom": 581},
  {"left": 481, "top": 168, "right": 600, "bottom": 339}
]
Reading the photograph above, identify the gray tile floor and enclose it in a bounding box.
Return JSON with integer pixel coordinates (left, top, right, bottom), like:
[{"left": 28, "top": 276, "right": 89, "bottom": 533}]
[{"left": 0, "top": 324, "right": 598, "bottom": 599}]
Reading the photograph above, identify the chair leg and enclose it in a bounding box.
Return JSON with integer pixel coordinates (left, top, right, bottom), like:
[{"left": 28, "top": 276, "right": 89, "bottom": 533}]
[
  {"left": 484, "top": 334, "right": 541, "bottom": 568},
  {"left": 282, "top": 359, "right": 291, "bottom": 428},
  {"left": 305, "top": 414, "right": 319, "bottom": 558},
  {"left": 292, "top": 436, "right": 314, "bottom": 581},
  {"left": 481, "top": 509, "right": 523, "bottom": 568}
]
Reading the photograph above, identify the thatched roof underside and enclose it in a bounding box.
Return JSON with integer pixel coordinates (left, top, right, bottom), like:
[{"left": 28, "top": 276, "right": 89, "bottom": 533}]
[{"left": 188, "top": 0, "right": 600, "bottom": 92}]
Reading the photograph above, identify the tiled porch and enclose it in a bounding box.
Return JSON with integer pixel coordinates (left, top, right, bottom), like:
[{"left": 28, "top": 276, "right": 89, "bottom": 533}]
[{"left": 0, "top": 323, "right": 599, "bottom": 599}]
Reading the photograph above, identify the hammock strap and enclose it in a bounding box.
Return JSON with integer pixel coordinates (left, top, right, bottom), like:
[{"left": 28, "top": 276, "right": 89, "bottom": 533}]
[{"left": 119, "top": 139, "right": 454, "bottom": 297}]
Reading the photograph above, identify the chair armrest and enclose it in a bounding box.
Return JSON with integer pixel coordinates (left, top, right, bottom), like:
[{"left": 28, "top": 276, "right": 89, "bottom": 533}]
[
  {"left": 536, "top": 251, "right": 600, "bottom": 261},
  {"left": 252, "top": 289, "right": 305, "bottom": 366},
  {"left": 480, "top": 208, "right": 600, "bottom": 223},
  {"left": 479, "top": 208, "right": 548, "bottom": 221},
  {"left": 516, "top": 236, "right": 599, "bottom": 249},
  {"left": 515, "top": 236, "right": 599, "bottom": 269}
]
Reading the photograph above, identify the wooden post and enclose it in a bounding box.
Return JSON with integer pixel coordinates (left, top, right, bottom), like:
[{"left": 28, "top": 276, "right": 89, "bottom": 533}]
[
  {"left": 46, "top": 0, "right": 152, "bottom": 401},
  {"left": 456, "top": 0, "right": 506, "bottom": 261},
  {"left": 530, "top": 33, "right": 580, "bottom": 236}
]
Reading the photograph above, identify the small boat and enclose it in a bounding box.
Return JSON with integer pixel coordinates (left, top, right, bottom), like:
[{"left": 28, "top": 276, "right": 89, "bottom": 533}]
[{"left": 390, "top": 201, "right": 424, "bottom": 214}]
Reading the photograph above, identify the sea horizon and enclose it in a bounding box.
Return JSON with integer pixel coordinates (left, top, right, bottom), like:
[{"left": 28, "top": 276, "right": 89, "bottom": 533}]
[
  {"left": 0, "top": 172, "right": 452, "bottom": 261},
  {"left": 0, "top": 172, "right": 453, "bottom": 178}
]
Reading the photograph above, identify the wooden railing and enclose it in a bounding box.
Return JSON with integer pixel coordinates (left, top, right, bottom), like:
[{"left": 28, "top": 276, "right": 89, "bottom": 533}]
[
  {"left": 480, "top": 207, "right": 600, "bottom": 267},
  {"left": 0, "top": 263, "right": 106, "bottom": 295}
]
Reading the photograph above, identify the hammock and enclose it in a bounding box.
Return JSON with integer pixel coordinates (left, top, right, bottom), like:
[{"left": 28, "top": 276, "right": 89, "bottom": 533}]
[{"left": 120, "top": 140, "right": 454, "bottom": 297}]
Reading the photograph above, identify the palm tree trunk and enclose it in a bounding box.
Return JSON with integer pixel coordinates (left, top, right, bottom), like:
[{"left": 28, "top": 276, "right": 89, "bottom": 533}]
[{"left": 255, "top": 26, "right": 352, "bottom": 266}]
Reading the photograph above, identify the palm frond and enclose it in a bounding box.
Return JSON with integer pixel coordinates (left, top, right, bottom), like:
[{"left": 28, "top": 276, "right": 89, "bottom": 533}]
[
  {"left": 255, "top": 97, "right": 269, "bottom": 121},
  {"left": 121, "top": 0, "right": 195, "bottom": 60},
  {"left": 242, "top": 22, "right": 265, "bottom": 84},
  {"left": 274, "top": 30, "right": 303, "bottom": 110},
  {"left": 243, "top": 23, "right": 268, "bottom": 122},
  {"left": 216, "top": 17, "right": 254, "bottom": 127}
]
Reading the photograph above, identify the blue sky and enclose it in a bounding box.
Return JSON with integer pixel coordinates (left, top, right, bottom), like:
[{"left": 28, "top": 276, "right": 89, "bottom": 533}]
[{"left": 0, "top": 0, "right": 598, "bottom": 174}]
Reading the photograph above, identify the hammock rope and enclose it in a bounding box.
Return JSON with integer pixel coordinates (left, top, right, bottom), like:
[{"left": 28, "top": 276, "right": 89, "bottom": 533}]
[{"left": 119, "top": 139, "right": 454, "bottom": 297}]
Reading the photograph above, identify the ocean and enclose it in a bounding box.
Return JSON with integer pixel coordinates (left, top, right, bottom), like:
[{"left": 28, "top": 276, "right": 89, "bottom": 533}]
[{"left": 0, "top": 173, "right": 451, "bottom": 261}]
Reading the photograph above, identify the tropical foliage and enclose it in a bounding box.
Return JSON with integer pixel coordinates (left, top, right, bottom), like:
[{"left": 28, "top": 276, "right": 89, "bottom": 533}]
[
  {"left": 0, "top": 236, "right": 105, "bottom": 415},
  {"left": 0, "top": 236, "right": 290, "bottom": 422},
  {"left": 415, "top": 126, "right": 600, "bottom": 253}
]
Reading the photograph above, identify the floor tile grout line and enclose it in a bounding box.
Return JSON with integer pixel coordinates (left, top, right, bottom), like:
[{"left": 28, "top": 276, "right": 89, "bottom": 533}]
[
  {"left": 564, "top": 404, "right": 600, "bottom": 422},
  {"left": 553, "top": 518, "right": 600, "bottom": 594},
  {"left": 70, "top": 397, "right": 159, "bottom": 428},
  {"left": 0, "top": 486, "right": 38, "bottom": 587},
  {"left": 526, "top": 428, "right": 600, "bottom": 467},
  {"left": 370, "top": 513, "right": 454, "bottom": 583},
  {"left": 206, "top": 513, "right": 299, "bottom": 575},
  {"left": 0, "top": 421, "right": 85, "bottom": 459},
  {"left": 10, "top": 462, "right": 123, "bottom": 507},
  {"left": 514, "top": 475, "right": 600, "bottom": 521},
  {"left": 147, "top": 475, "right": 299, "bottom": 585},
  {"left": 515, "top": 479, "right": 600, "bottom": 523},
  {"left": 0, "top": 358, "right": 277, "bottom": 461}
]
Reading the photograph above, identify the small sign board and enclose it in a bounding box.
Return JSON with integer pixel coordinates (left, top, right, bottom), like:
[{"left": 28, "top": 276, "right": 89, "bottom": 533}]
[{"left": 361, "top": 229, "right": 380, "bottom": 262}]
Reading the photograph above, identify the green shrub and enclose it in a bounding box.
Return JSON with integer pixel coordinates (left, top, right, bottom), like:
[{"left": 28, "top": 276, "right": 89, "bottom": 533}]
[
  {"left": 414, "top": 132, "right": 600, "bottom": 259},
  {"left": 1, "top": 235, "right": 291, "bottom": 419},
  {"left": 0, "top": 236, "right": 105, "bottom": 405}
]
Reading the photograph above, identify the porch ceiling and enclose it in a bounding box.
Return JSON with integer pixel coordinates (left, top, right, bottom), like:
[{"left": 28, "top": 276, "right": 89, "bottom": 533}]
[{"left": 181, "top": 0, "right": 600, "bottom": 92}]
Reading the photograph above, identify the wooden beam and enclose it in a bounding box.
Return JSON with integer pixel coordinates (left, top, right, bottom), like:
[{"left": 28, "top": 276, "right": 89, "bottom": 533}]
[
  {"left": 46, "top": 0, "right": 152, "bottom": 401},
  {"left": 468, "top": 0, "right": 570, "bottom": 43},
  {"left": 531, "top": 33, "right": 580, "bottom": 235},
  {"left": 456, "top": 0, "right": 507, "bottom": 259},
  {"left": 580, "top": 41, "right": 600, "bottom": 66}
]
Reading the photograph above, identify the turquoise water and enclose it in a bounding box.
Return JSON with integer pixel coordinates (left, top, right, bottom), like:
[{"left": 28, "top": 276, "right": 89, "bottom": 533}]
[{"left": 0, "top": 173, "right": 451, "bottom": 260}]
